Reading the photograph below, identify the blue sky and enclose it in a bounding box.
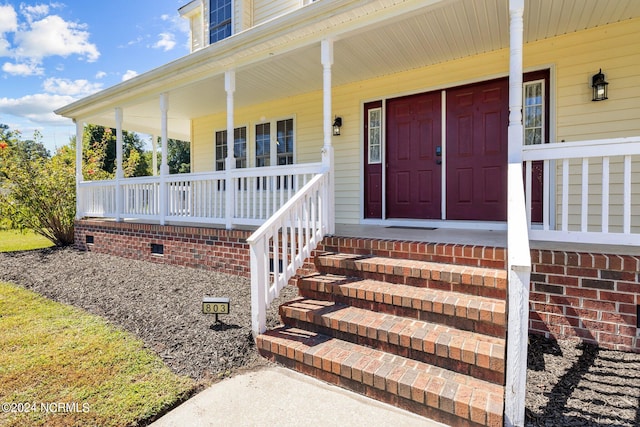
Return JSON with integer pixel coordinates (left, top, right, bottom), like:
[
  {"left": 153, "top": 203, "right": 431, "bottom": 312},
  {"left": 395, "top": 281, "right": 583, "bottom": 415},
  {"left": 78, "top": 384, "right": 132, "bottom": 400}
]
[{"left": 0, "top": 1, "right": 191, "bottom": 152}]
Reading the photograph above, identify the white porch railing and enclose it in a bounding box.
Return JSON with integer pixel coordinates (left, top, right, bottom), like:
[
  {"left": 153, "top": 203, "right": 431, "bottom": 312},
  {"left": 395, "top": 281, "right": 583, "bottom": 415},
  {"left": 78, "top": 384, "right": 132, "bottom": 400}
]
[
  {"left": 77, "top": 162, "right": 323, "bottom": 226},
  {"left": 523, "top": 136, "right": 640, "bottom": 245},
  {"left": 247, "top": 170, "right": 330, "bottom": 336}
]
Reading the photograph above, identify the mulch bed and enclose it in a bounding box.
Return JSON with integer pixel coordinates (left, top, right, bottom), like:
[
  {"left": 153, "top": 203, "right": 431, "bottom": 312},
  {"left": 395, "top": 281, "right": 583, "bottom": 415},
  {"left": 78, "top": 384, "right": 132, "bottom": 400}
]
[
  {"left": 1, "top": 247, "right": 639, "bottom": 426},
  {"left": 526, "top": 334, "right": 640, "bottom": 426}
]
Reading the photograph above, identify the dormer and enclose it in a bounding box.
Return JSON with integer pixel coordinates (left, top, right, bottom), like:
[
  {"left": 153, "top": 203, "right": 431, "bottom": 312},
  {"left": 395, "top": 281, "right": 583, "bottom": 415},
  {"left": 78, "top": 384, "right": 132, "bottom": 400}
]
[
  {"left": 180, "top": 0, "right": 315, "bottom": 53},
  {"left": 179, "top": 0, "right": 205, "bottom": 52}
]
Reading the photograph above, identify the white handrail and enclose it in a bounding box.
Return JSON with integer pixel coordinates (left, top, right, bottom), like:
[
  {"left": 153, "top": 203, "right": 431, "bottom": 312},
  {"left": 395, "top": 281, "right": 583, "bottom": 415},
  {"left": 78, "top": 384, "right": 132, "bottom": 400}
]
[
  {"left": 247, "top": 170, "right": 330, "bottom": 336},
  {"left": 522, "top": 136, "right": 640, "bottom": 161}
]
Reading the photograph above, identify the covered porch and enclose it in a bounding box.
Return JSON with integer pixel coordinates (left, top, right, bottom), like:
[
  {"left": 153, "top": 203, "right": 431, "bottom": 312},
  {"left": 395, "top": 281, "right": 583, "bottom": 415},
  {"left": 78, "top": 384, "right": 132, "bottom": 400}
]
[{"left": 58, "top": 0, "right": 640, "bottom": 425}]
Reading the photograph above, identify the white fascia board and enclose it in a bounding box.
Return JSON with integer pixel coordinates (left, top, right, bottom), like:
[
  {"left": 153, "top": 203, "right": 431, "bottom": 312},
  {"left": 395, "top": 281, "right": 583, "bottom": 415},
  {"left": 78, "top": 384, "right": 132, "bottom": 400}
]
[
  {"left": 55, "top": 0, "right": 448, "bottom": 119},
  {"left": 179, "top": 0, "right": 202, "bottom": 18}
]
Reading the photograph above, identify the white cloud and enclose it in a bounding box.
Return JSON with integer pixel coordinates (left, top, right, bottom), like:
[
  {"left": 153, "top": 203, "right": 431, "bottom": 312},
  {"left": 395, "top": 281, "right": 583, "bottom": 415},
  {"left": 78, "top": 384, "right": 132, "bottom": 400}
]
[
  {"left": 13, "top": 15, "right": 100, "bottom": 62},
  {"left": 0, "top": 39, "right": 11, "bottom": 57},
  {"left": 2, "top": 61, "right": 44, "bottom": 76},
  {"left": 20, "top": 4, "right": 50, "bottom": 23},
  {"left": 95, "top": 71, "right": 107, "bottom": 79},
  {"left": 154, "top": 32, "right": 176, "bottom": 51},
  {"left": 122, "top": 70, "right": 138, "bottom": 81},
  {"left": 161, "top": 12, "right": 189, "bottom": 35},
  {"left": 0, "top": 93, "right": 75, "bottom": 125},
  {"left": 43, "top": 77, "right": 103, "bottom": 97},
  {"left": 0, "top": 4, "right": 18, "bottom": 56},
  {"left": 0, "top": 5, "right": 18, "bottom": 33}
]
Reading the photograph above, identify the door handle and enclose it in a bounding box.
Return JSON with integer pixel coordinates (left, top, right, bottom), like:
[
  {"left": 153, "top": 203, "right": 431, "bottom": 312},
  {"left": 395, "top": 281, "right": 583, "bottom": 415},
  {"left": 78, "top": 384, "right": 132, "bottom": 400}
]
[{"left": 436, "top": 146, "right": 442, "bottom": 165}]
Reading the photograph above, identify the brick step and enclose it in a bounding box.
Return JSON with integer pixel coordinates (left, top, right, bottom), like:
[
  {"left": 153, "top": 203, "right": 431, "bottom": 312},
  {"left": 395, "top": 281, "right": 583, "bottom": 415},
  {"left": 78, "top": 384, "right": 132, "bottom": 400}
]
[
  {"left": 315, "top": 253, "right": 507, "bottom": 300},
  {"left": 257, "top": 327, "right": 504, "bottom": 427},
  {"left": 280, "top": 298, "right": 506, "bottom": 385},
  {"left": 297, "top": 273, "right": 506, "bottom": 338},
  {"left": 318, "top": 238, "right": 507, "bottom": 269}
]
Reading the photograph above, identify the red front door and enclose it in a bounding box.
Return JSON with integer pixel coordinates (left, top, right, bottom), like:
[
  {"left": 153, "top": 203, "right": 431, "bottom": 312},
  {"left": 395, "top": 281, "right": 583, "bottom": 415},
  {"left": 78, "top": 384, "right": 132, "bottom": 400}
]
[
  {"left": 446, "top": 78, "right": 509, "bottom": 221},
  {"left": 386, "top": 91, "right": 442, "bottom": 219}
]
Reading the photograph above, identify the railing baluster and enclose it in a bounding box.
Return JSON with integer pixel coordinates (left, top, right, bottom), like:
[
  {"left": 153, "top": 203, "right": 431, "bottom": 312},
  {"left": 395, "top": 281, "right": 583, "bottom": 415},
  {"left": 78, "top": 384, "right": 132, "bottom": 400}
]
[
  {"left": 602, "top": 157, "right": 609, "bottom": 233},
  {"left": 525, "top": 160, "right": 532, "bottom": 227},
  {"left": 562, "top": 159, "right": 569, "bottom": 232},
  {"left": 542, "top": 160, "right": 550, "bottom": 231},
  {"left": 623, "top": 155, "right": 631, "bottom": 234},
  {"left": 581, "top": 158, "right": 589, "bottom": 232},
  {"left": 273, "top": 229, "right": 280, "bottom": 293}
]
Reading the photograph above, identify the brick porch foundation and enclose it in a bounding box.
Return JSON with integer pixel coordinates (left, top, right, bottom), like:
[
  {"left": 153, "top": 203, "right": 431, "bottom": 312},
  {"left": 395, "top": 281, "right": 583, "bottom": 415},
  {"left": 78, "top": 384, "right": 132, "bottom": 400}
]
[{"left": 74, "top": 220, "right": 639, "bottom": 352}]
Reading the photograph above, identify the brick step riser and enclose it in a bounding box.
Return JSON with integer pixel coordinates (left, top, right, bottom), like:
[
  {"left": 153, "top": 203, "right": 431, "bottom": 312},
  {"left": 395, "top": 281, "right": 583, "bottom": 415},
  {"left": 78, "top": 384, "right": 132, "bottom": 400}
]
[
  {"left": 315, "top": 263, "right": 507, "bottom": 300},
  {"left": 298, "top": 284, "right": 506, "bottom": 339},
  {"left": 280, "top": 315, "right": 505, "bottom": 386},
  {"left": 317, "top": 243, "right": 507, "bottom": 270},
  {"left": 263, "top": 349, "right": 489, "bottom": 427}
]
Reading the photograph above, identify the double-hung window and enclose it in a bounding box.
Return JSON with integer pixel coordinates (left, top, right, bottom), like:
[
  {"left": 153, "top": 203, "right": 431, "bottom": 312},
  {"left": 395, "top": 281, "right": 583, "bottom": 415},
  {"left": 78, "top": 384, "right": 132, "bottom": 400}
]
[
  {"left": 255, "top": 118, "right": 295, "bottom": 190},
  {"left": 255, "top": 118, "right": 294, "bottom": 167},
  {"left": 276, "top": 119, "right": 294, "bottom": 165},
  {"left": 215, "top": 126, "right": 247, "bottom": 171},
  {"left": 255, "top": 123, "right": 271, "bottom": 167},
  {"left": 209, "top": 0, "right": 232, "bottom": 44}
]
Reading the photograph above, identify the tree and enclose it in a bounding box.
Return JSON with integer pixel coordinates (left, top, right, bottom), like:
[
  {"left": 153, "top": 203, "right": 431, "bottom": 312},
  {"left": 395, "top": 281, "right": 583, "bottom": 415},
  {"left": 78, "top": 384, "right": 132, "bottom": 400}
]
[
  {"left": 0, "top": 126, "right": 75, "bottom": 246},
  {"left": 167, "top": 139, "right": 191, "bottom": 174},
  {"left": 83, "top": 124, "right": 151, "bottom": 178}
]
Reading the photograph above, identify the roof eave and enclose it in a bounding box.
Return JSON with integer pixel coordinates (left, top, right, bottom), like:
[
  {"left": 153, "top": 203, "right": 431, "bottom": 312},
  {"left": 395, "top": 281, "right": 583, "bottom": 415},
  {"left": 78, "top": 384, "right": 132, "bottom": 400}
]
[{"left": 54, "top": 0, "right": 448, "bottom": 119}]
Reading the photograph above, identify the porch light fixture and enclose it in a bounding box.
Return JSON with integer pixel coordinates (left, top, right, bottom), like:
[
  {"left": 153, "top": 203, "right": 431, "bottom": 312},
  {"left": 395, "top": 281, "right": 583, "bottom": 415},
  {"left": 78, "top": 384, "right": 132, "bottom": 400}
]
[
  {"left": 332, "top": 116, "right": 343, "bottom": 136},
  {"left": 591, "top": 69, "right": 608, "bottom": 101}
]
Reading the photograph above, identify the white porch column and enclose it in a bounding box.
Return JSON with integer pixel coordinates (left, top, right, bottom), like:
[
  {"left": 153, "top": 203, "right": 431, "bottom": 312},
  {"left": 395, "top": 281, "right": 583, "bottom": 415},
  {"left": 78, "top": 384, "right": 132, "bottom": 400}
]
[
  {"left": 75, "top": 120, "right": 84, "bottom": 220},
  {"left": 321, "top": 38, "right": 335, "bottom": 235},
  {"left": 505, "top": 1, "right": 529, "bottom": 427},
  {"left": 115, "top": 107, "right": 124, "bottom": 222},
  {"left": 152, "top": 134, "right": 158, "bottom": 176},
  {"left": 159, "top": 93, "right": 169, "bottom": 225},
  {"left": 507, "top": 0, "right": 524, "bottom": 164},
  {"left": 225, "top": 70, "right": 236, "bottom": 229}
]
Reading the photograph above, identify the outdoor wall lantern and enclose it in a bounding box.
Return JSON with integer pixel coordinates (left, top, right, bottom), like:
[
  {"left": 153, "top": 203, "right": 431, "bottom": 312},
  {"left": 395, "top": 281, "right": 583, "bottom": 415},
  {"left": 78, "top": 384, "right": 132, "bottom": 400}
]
[
  {"left": 333, "top": 116, "right": 343, "bottom": 136},
  {"left": 591, "top": 69, "right": 608, "bottom": 101}
]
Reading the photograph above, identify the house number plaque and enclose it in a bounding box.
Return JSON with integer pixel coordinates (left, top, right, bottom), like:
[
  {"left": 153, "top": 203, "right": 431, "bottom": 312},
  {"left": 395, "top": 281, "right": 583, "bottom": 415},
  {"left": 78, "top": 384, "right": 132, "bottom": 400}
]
[{"left": 202, "top": 297, "right": 230, "bottom": 322}]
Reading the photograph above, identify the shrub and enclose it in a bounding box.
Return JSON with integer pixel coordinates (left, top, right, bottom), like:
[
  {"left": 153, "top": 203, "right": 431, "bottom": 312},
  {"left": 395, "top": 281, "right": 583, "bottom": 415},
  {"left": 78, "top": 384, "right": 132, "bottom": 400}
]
[{"left": 0, "top": 130, "right": 75, "bottom": 246}]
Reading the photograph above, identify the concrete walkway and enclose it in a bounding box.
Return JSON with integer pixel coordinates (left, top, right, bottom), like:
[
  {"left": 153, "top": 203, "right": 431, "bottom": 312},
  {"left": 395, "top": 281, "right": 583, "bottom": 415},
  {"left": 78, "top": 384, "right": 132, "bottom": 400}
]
[{"left": 150, "top": 366, "right": 447, "bottom": 427}]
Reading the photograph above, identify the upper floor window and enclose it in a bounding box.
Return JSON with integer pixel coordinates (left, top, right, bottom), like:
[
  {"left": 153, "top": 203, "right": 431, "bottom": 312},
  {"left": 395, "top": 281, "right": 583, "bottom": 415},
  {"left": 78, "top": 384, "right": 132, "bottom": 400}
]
[{"left": 210, "top": 0, "right": 232, "bottom": 44}]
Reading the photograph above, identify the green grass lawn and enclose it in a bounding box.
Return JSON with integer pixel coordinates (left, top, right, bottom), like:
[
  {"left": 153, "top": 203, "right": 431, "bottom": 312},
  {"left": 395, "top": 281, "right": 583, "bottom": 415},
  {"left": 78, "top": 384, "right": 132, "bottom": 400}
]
[
  {"left": 0, "top": 229, "right": 54, "bottom": 252},
  {"left": 0, "top": 282, "right": 196, "bottom": 427}
]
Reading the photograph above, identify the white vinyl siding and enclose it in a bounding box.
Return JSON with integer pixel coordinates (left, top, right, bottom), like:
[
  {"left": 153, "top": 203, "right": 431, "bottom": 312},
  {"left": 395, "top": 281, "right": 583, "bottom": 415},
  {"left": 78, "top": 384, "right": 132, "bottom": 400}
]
[
  {"left": 254, "top": 0, "right": 301, "bottom": 26},
  {"left": 191, "top": 18, "right": 640, "bottom": 226},
  {"left": 190, "top": 11, "right": 204, "bottom": 51}
]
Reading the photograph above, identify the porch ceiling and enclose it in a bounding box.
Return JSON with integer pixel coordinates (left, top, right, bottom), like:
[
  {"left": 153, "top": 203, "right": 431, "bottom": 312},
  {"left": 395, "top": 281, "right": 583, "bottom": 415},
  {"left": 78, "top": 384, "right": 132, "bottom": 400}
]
[{"left": 58, "top": 0, "right": 640, "bottom": 140}]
